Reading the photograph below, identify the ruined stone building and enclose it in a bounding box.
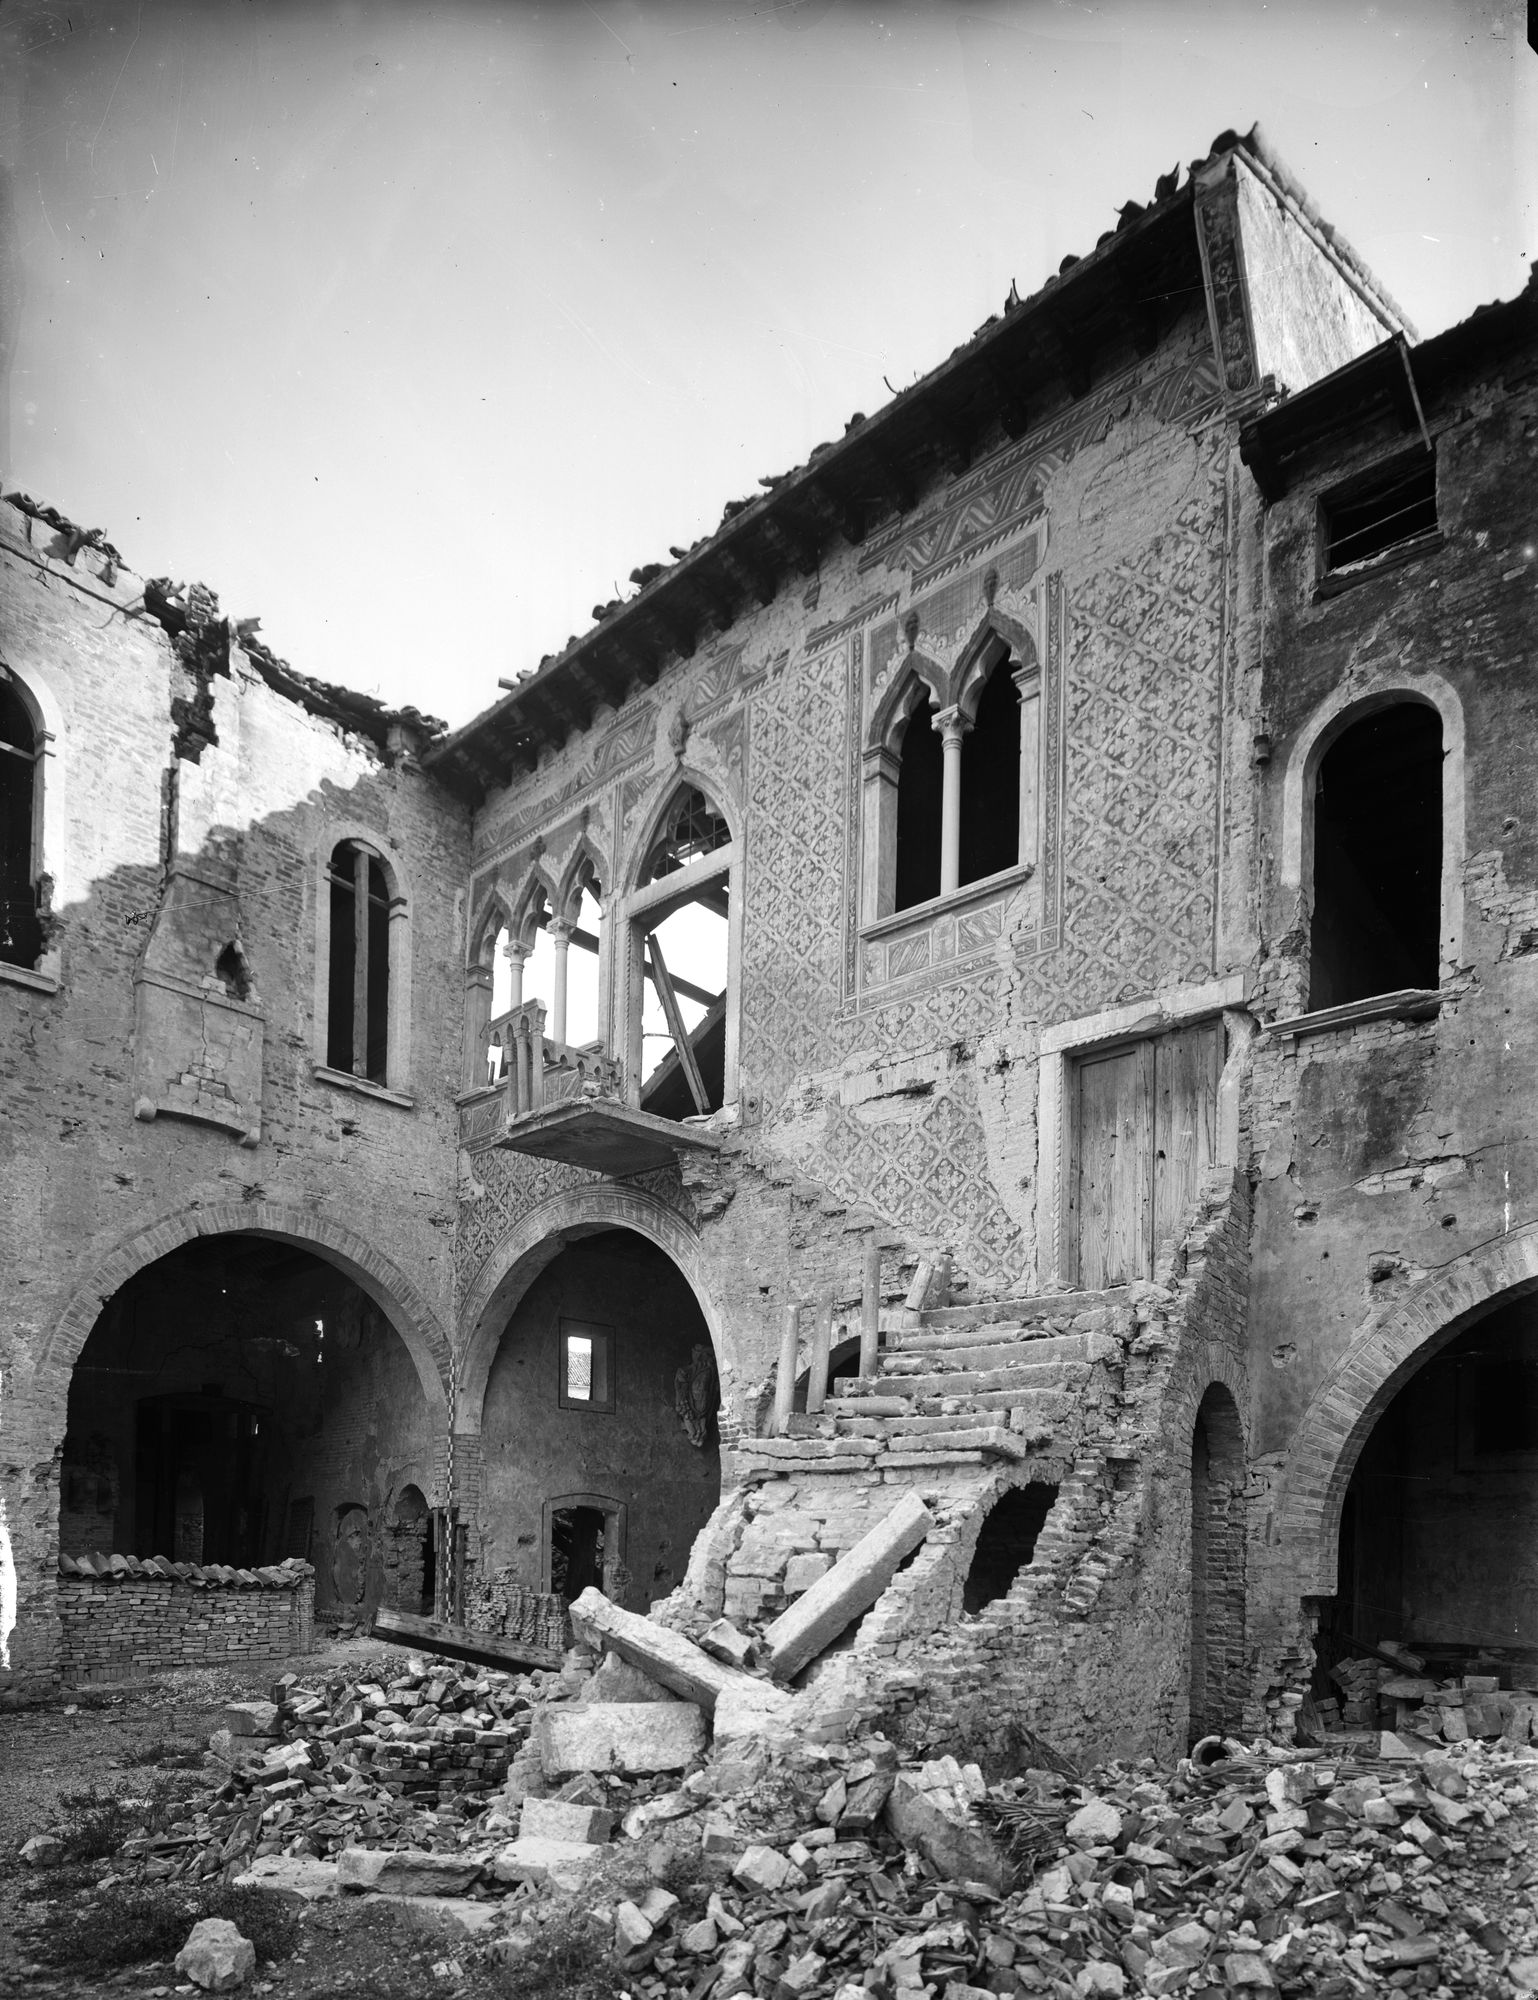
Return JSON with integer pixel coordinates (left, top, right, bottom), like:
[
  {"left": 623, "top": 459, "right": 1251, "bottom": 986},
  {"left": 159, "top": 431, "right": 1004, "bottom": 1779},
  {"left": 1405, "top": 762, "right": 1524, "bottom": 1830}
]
[{"left": 2, "top": 128, "right": 1534, "bottom": 1756}]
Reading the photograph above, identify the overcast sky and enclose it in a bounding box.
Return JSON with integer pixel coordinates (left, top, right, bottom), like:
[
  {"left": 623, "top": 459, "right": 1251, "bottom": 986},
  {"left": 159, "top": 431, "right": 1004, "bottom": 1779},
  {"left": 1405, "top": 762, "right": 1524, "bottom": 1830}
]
[{"left": 0, "top": 0, "right": 1531, "bottom": 729}]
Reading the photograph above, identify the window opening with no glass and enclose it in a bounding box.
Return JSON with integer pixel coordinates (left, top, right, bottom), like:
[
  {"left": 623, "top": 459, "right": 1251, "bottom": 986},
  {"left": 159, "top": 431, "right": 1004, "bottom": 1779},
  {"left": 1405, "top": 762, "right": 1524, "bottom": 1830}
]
[{"left": 559, "top": 1320, "right": 615, "bottom": 1412}]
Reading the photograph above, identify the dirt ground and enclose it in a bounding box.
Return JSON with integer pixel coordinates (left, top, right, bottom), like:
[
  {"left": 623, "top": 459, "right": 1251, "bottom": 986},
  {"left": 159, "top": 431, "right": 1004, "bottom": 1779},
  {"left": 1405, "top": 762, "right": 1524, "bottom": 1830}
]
[{"left": 0, "top": 1644, "right": 565, "bottom": 2000}]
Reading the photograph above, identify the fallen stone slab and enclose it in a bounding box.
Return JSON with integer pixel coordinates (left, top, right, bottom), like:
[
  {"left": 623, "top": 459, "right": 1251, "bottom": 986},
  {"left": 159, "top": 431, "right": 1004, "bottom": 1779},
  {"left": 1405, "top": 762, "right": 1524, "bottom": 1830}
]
[
  {"left": 175, "top": 1917, "right": 256, "bottom": 1992},
  {"left": 538, "top": 1700, "right": 707, "bottom": 1775},
  {"left": 221, "top": 1700, "right": 279, "bottom": 1737},
  {"left": 568, "top": 1588, "right": 766, "bottom": 1715},
  {"left": 762, "top": 1490, "right": 934, "bottom": 1681},
  {"left": 578, "top": 1652, "right": 678, "bottom": 1705},
  {"left": 885, "top": 1773, "right": 1010, "bottom": 1894},
  {"left": 336, "top": 1847, "right": 485, "bottom": 1895},
  {"left": 518, "top": 1796, "right": 613, "bottom": 1844},
  {"left": 489, "top": 1836, "right": 606, "bottom": 1891},
  {"left": 19, "top": 1833, "right": 64, "bottom": 1866},
  {"left": 365, "top": 1893, "right": 505, "bottom": 1939},
  {"left": 231, "top": 1855, "right": 339, "bottom": 1903}
]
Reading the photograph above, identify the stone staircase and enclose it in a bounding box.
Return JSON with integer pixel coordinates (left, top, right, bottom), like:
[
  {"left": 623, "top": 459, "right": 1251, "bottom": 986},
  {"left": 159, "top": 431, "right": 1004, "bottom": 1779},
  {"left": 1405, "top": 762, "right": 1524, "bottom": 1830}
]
[{"left": 734, "top": 1288, "right": 1132, "bottom": 1480}]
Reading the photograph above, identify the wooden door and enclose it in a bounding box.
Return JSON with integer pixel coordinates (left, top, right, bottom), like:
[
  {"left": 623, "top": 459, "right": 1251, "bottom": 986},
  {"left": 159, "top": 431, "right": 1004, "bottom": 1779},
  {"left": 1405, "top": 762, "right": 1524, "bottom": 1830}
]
[
  {"left": 1073, "top": 1021, "right": 1222, "bottom": 1287},
  {"left": 1074, "top": 1040, "right": 1154, "bottom": 1289}
]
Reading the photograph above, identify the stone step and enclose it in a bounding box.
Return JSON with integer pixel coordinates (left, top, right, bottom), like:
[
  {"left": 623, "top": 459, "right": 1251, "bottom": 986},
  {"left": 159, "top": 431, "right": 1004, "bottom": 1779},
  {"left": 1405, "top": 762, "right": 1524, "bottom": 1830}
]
[
  {"left": 881, "top": 1331, "right": 1099, "bottom": 1372},
  {"left": 874, "top": 1359, "right": 1086, "bottom": 1400},
  {"left": 917, "top": 1287, "right": 1128, "bottom": 1329},
  {"left": 832, "top": 1409, "right": 1000, "bottom": 1438}
]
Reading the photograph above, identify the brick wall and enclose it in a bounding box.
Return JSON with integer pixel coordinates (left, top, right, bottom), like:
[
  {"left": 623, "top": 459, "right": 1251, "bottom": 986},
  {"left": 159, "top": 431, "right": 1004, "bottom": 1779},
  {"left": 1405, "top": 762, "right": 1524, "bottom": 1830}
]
[{"left": 56, "top": 1555, "right": 314, "bottom": 1684}]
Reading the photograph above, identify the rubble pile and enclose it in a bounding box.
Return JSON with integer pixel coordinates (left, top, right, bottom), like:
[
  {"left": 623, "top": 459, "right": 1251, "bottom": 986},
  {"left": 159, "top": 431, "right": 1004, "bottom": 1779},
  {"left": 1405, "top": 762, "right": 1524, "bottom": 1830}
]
[
  {"left": 118, "top": 1656, "right": 563, "bottom": 1884},
  {"left": 16, "top": 1623, "right": 1538, "bottom": 1996},
  {"left": 1319, "top": 1654, "right": 1538, "bottom": 1749}
]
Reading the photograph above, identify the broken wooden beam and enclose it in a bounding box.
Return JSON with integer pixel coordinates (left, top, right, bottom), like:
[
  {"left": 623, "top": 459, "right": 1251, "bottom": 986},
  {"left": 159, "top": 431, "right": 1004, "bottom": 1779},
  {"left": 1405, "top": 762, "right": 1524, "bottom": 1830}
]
[
  {"left": 568, "top": 1587, "right": 784, "bottom": 1718},
  {"left": 369, "top": 1606, "right": 563, "bottom": 1674},
  {"left": 762, "top": 1489, "right": 935, "bottom": 1682}
]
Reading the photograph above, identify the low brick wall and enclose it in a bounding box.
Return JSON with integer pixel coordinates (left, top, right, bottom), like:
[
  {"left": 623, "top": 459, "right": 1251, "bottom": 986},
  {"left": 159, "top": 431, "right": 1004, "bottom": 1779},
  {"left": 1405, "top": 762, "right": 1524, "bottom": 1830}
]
[{"left": 57, "top": 1554, "right": 315, "bottom": 1684}]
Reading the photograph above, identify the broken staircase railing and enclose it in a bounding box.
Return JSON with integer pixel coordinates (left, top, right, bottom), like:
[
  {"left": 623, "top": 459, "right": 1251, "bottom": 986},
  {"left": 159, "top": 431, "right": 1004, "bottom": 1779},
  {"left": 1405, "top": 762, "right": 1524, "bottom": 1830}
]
[{"left": 769, "top": 1240, "right": 942, "bottom": 1435}]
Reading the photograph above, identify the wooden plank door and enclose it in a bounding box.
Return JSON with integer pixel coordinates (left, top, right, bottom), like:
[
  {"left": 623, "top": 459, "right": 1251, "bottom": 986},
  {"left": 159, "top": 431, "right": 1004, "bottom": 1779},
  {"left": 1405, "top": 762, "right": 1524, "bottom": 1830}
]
[
  {"left": 1152, "top": 1021, "right": 1222, "bottom": 1261},
  {"left": 1074, "top": 1040, "right": 1154, "bottom": 1289},
  {"left": 1073, "top": 1020, "right": 1223, "bottom": 1288}
]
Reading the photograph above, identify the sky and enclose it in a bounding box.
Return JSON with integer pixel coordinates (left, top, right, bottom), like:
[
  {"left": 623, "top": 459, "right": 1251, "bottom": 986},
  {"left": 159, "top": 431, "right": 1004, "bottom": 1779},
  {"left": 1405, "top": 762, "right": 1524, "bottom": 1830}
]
[{"left": 0, "top": 0, "right": 1531, "bottom": 731}]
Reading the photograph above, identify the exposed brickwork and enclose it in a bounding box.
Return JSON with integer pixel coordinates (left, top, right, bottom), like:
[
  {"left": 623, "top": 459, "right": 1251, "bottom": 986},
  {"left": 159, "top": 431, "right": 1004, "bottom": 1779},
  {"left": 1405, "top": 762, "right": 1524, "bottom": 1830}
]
[{"left": 56, "top": 1559, "right": 314, "bottom": 1684}]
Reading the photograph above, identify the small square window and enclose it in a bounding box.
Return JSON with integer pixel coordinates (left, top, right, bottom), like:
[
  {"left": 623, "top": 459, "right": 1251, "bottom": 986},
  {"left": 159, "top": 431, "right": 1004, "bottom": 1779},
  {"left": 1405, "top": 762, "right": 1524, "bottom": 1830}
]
[
  {"left": 1320, "top": 448, "right": 1438, "bottom": 582},
  {"left": 558, "top": 1321, "right": 615, "bottom": 1412}
]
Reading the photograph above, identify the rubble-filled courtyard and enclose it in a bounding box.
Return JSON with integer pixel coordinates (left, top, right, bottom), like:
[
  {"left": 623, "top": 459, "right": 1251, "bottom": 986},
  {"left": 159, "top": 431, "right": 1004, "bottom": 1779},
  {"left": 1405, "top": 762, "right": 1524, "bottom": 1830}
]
[{"left": 7, "top": 1619, "right": 1538, "bottom": 2000}]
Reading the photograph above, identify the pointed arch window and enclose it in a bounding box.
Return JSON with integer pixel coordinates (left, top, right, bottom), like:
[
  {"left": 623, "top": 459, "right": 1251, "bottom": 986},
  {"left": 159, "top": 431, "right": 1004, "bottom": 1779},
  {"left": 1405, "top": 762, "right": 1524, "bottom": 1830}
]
[
  {"left": 621, "top": 782, "right": 738, "bottom": 1123},
  {"left": 865, "top": 630, "right": 1041, "bottom": 924}
]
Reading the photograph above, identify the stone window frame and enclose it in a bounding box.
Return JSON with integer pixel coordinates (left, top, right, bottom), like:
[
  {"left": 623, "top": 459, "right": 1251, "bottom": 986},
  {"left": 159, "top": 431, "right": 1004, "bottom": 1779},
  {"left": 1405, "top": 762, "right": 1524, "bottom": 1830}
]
[
  {"left": 1035, "top": 972, "right": 1251, "bottom": 1290},
  {"left": 860, "top": 604, "right": 1043, "bottom": 932},
  {"left": 312, "top": 822, "right": 414, "bottom": 1105},
  {"left": 1277, "top": 673, "right": 1464, "bottom": 1029},
  {"left": 616, "top": 769, "right": 743, "bottom": 1116},
  {"left": 0, "top": 657, "right": 66, "bottom": 994}
]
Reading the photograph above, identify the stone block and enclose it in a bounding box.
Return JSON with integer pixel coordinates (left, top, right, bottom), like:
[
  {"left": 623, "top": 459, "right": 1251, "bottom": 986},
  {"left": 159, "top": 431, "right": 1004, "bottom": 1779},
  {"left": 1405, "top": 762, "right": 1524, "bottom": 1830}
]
[
  {"left": 578, "top": 1651, "right": 679, "bottom": 1705},
  {"left": 231, "top": 1855, "right": 338, "bottom": 1903},
  {"left": 884, "top": 1774, "right": 1010, "bottom": 1893},
  {"left": 701, "top": 1619, "right": 756, "bottom": 1669},
  {"left": 783, "top": 1553, "right": 833, "bottom": 1594},
  {"left": 614, "top": 1901, "right": 654, "bottom": 1951},
  {"left": 733, "top": 1843, "right": 802, "bottom": 1893},
  {"left": 538, "top": 1701, "right": 707, "bottom": 1775},
  {"left": 335, "top": 1847, "right": 484, "bottom": 1895},
  {"left": 372, "top": 1895, "right": 504, "bottom": 1939},
  {"left": 175, "top": 1917, "right": 256, "bottom": 1992},
  {"left": 1067, "top": 1798, "right": 1123, "bottom": 1847},
  {"left": 221, "top": 1701, "right": 280, "bottom": 1737},
  {"left": 489, "top": 1837, "right": 604, "bottom": 1890},
  {"left": 568, "top": 1589, "right": 762, "bottom": 1715},
  {"left": 518, "top": 1796, "right": 612, "bottom": 1844}
]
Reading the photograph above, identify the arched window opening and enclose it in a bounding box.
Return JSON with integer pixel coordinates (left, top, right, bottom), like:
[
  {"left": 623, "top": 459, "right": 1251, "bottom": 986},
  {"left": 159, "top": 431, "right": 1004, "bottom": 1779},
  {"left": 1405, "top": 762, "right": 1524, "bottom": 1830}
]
[
  {"left": 0, "top": 675, "right": 43, "bottom": 970},
  {"left": 1190, "top": 1384, "right": 1246, "bottom": 1743},
  {"left": 326, "top": 841, "right": 392, "bottom": 1082},
  {"left": 1316, "top": 1302, "right": 1538, "bottom": 1716},
  {"left": 959, "top": 657, "right": 1022, "bottom": 889},
  {"left": 1310, "top": 704, "right": 1442, "bottom": 1009},
  {"left": 893, "top": 697, "right": 944, "bottom": 913},
  {"left": 643, "top": 786, "right": 731, "bottom": 883},
  {"left": 962, "top": 1484, "right": 1057, "bottom": 1613},
  {"left": 563, "top": 873, "right": 604, "bottom": 1050},
  {"left": 627, "top": 783, "right": 735, "bottom": 1123},
  {"left": 215, "top": 942, "right": 251, "bottom": 1002},
  {"left": 639, "top": 892, "right": 728, "bottom": 1118}
]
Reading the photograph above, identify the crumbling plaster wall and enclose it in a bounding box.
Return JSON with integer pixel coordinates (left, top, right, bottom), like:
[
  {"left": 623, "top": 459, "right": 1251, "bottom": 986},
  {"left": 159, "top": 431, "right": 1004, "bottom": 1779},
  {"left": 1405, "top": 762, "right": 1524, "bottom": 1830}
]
[
  {"left": 0, "top": 504, "right": 468, "bottom": 1690},
  {"left": 1243, "top": 360, "right": 1538, "bottom": 1692},
  {"left": 458, "top": 302, "right": 1255, "bottom": 1416}
]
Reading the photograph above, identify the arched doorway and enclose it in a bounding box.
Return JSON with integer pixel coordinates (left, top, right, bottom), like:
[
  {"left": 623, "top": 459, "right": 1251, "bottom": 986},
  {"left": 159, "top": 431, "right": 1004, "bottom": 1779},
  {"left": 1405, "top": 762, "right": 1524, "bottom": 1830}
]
[
  {"left": 61, "top": 1234, "right": 437, "bottom": 1631},
  {"left": 1319, "top": 1299, "right": 1538, "bottom": 1691},
  {"left": 1189, "top": 1383, "right": 1246, "bottom": 1743},
  {"left": 478, "top": 1227, "right": 721, "bottom": 1621}
]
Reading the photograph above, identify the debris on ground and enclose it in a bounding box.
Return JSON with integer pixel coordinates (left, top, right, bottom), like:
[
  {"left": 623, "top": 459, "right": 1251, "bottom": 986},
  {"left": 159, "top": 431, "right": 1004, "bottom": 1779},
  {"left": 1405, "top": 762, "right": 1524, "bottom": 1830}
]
[{"left": 10, "top": 1643, "right": 1538, "bottom": 1998}]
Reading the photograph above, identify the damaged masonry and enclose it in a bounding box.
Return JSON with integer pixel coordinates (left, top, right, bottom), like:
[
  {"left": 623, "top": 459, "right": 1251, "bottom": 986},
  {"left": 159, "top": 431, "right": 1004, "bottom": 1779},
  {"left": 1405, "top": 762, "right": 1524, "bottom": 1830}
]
[{"left": 3, "top": 123, "right": 1538, "bottom": 1999}]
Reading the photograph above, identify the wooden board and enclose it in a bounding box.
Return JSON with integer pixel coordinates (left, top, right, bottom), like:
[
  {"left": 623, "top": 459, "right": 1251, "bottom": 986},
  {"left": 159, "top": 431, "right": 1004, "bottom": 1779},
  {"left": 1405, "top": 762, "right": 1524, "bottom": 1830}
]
[
  {"left": 1074, "top": 1020, "right": 1224, "bottom": 1287},
  {"left": 1153, "top": 1021, "right": 1222, "bottom": 1262},
  {"left": 369, "top": 1605, "right": 563, "bottom": 1673}
]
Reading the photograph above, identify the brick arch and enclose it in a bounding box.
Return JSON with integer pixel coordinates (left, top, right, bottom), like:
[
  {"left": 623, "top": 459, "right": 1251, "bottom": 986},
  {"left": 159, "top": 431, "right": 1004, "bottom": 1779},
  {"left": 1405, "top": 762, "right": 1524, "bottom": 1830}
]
[
  {"left": 1279, "top": 1223, "right": 1538, "bottom": 1597},
  {"left": 42, "top": 1202, "right": 453, "bottom": 1420},
  {"left": 457, "top": 1183, "right": 722, "bottom": 1434}
]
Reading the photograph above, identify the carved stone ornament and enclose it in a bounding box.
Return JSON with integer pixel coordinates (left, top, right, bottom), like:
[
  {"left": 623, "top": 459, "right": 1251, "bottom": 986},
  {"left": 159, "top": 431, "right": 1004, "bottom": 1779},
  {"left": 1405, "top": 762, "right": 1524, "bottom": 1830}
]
[{"left": 674, "top": 1343, "right": 718, "bottom": 1449}]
